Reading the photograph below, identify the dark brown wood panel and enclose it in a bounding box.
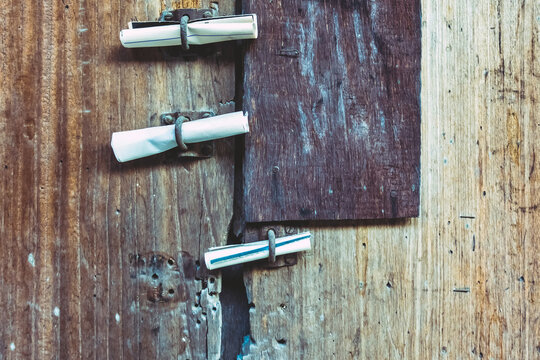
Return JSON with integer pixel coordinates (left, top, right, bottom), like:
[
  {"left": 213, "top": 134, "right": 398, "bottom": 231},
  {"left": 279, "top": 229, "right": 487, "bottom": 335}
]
[{"left": 242, "top": 0, "right": 421, "bottom": 222}]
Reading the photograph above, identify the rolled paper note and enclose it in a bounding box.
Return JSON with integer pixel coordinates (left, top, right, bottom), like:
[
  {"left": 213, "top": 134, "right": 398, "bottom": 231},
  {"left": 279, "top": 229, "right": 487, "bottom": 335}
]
[
  {"left": 204, "top": 232, "right": 312, "bottom": 270},
  {"left": 111, "top": 111, "right": 249, "bottom": 162},
  {"left": 120, "top": 14, "right": 258, "bottom": 48}
]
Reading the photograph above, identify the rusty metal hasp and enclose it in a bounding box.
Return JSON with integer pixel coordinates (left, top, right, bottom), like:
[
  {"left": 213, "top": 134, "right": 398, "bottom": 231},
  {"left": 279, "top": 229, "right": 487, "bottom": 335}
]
[{"left": 120, "top": 6, "right": 258, "bottom": 51}]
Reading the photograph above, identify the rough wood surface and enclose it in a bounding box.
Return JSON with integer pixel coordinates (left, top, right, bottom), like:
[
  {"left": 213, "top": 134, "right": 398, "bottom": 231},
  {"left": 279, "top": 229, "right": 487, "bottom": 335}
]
[
  {"left": 0, "top": 0, "right": 236, "bottom": 358},
  {"left": 1, "top": 0, "right": 539, "bottom": 359},
  {"left": 242, "top": 0, "right": 421, "bottom": 222},
  {"left": 241, "top": 0, "right": 540, "bottom": 359}
]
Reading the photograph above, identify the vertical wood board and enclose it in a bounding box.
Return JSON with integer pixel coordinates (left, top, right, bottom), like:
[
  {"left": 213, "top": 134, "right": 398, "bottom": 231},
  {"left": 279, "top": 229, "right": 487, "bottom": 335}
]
[{"left": 0, "top": 0, "right": 236, "bottom": 359}]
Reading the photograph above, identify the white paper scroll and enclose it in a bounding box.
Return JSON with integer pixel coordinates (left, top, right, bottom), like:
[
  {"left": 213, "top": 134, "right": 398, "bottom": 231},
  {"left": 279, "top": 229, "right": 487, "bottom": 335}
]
[
  {"left": 120, "top": 14, "right": 258, "bottom": 48},
  {"left": 204, "top": 233, "right": 312, "bottom": 270},
  {"left": 111, "top": 111, "right": 249, "bottom": 162}
]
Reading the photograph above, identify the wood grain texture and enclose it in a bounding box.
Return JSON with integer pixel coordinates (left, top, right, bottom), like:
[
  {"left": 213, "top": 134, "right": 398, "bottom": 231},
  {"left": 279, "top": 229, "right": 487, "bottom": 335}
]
[
  {"left": 242, "top": 0, "right": 421, "bottom": 222},
  {"left": 241, "top": 0, "right": 540, "bottom": 358},
  {"left": 1, "top": 0, "right": 539, "bottom": 359},
  {"left": 0, "top": 0, "right": 235, "bottom": 359}
]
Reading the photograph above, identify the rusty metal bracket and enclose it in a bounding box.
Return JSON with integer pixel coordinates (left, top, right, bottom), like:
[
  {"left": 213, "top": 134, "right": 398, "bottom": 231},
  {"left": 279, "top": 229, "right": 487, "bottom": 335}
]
[
  {"left": 160, "top": 111, "right": 215, "bottom": 158},
  {"left": 159, "top": 6, "right": 218, "bottom": 23},
  {"left": 131, "top": 7, "right": 218, "bottom": 28},
  {"left": 130, "top": 5, "right": 219, "bottom": 57},
  {"left": 243, "top": 225, "right": 299, "bottom": 269}
]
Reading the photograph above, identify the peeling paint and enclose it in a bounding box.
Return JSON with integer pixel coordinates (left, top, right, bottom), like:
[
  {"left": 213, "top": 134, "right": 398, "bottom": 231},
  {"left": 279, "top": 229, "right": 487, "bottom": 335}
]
[
  {"left": 352, "top": 10, "right": 367, "bottom": 62},
  {"left": 297, "top": 103, "right": 312, "bottom": 155},
  {"left": 298, "top": 3, "right": 317, "bottom": 86},
  {"left": 379, "top": 110, "right": 386, "bottom": 132},
  {"left": 28, "top": 253, "right": 35, "bottom": 267},
  {"left": 352, "top": 120, "right": 369, "bottom": 139}
]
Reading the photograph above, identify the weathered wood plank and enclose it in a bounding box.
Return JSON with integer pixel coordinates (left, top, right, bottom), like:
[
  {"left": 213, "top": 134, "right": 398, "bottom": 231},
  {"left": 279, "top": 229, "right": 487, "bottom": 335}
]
[
  {"left": 242, "top": 0, "right": 421, "bottom": 222},
  {"left": 241, "top": 0, "right": 539, "bottom": 358},
  {"left": 0, "top": 0, "right": 236, "bottom": 359}
]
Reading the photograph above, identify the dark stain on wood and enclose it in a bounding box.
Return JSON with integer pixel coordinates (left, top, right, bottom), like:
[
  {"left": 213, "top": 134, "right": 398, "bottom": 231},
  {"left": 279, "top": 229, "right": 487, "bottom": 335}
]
[{"left": 242, "top": 0, "right": 421, "bottom": 222}]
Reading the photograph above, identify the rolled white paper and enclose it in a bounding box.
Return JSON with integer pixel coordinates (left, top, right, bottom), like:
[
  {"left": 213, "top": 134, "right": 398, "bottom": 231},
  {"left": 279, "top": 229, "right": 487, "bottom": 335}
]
[
  {"left": 111, "top": 125, "right": 177, "bottom": 162},
  {"left": 204, "top": 232, "right": 312, "bottom": 270},
  {"left": 111, "top": 111, "right": 249, "bottom": 162},
  {"left": 120, "top": 14, "right": 258, "bottom": 48},
  {"left": 120, "top": 25, "right": 182, "bottom": 48},
  {"left": 181, "top": 112, "right": 249, "bottom": 143}
]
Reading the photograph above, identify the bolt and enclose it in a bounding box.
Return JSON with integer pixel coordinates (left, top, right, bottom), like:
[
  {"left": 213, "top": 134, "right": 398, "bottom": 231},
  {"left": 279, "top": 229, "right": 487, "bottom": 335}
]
[
  {"left": 161, "top": 11, "right": 173, "bottom": 21},
  {"left": 161, "top": 114, "right": 175, "bottom": 125}
]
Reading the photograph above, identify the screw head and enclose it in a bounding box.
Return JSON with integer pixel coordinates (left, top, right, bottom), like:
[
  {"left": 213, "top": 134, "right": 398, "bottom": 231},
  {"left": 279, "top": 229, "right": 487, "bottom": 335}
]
[
  {"left": 160, "top": 114, "right": 175, "bottom": 125},
  {"left": 162, "top": 11, "right": 173, "bottom": 21}
]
